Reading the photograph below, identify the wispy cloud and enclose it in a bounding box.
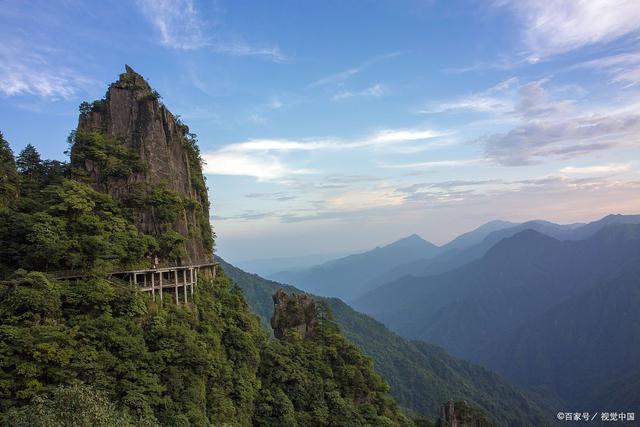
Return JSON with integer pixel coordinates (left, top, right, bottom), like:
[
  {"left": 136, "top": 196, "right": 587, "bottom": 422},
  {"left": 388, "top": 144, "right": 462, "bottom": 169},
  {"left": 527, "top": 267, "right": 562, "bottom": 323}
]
[
  {"left": 0, "top": 43, "right": 92, "bottom": 99},
  {"left": 244, "top": 192, "right": 297, "bottom": 202},
  {"left": 268, "top": 97, "right": 283, "bottom": 110},
  {"left": 429, "top": 76, "right": 639, "bottom": 166},
  {"left": 381, "top": 159, "right": 486, "bottom": 170},
  {"left": 202, "top": 126, "right": 446, "bottom": 180},
  {"left": 575, "top": 51, "right": 640, "bottom": 86},
  {"left": 212, "top": 127, "right": 445, "bottom": 154},
  {"left": 332, "top": 84, "right": 386, "bottom": 101},
  {"left": 496, "top": 0, "right": 640, "bottom": 61},
  {"left": 420, "top": 77, "right": 518, "bottom": 114},
  {"left": 310, "top": 51, "right": 405, "bottom": 87},
  {"left": 135, "top": 0, "right": 286, "bottom": 61}
]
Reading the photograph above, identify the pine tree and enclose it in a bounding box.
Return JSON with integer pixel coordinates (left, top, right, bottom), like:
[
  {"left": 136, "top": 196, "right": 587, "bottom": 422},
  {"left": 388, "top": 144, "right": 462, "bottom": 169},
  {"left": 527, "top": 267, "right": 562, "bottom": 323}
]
[
  {"left": 0, "top": 132, "right": 20, "bottom": 206},
  {"left": 17, "top": 144, "right": 43, "bottom": 178}
]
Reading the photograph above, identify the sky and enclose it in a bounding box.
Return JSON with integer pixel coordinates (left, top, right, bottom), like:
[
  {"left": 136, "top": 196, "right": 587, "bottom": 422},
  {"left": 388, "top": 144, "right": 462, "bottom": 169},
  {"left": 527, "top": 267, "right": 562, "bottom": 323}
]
[{"left": 1, "top": 0, "right": 640, "bottom": 262}]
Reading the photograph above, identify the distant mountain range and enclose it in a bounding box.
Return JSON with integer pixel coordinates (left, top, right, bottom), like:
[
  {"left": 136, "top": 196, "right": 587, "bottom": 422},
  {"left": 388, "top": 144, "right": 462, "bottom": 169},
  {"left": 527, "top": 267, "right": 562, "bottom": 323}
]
[
  {"left": 232, "top": 251, "right": 350, "bottom": 277},
  {"left": 268, "top": 233, "right": 442, "bottom": 301},
  {"left": 219, "top": 257, "right": 553, "bottom": 425},
  {"left": 269, "top": 214, "right": 640, "bottom": 304},
  {"left": 354, "top": 223, "right": 640, "bottom": 357},
  {"left": 363, "top": 215, "right": 634, "bottom": 292},
  {"left": 350, "top": 217, "right": 640, "bottom": 413}
]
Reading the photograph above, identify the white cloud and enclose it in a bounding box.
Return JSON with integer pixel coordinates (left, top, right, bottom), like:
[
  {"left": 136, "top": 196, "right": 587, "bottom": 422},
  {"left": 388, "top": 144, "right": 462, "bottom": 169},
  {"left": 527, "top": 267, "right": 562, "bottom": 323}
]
[
  {"left": 560, "top": 163, "right": 632, "bottom": 175},
  {"left": 201, "top": 126, "right": 446, "bottom": 181},
  {"left": 135, "top": 0, "right": 285, "bottom": 61},
  {"left": 201, "top": 151, "right": 310, "bottom": 181},
  {"left": 368, "top": 128, "right": 443, "bottom": 144},
  {"left": 497, "top": 0, "right": 640, "bottom": 60},
  {"left": 215, "top": 127, "right": 445, "bottom": 154},
  {"left": 0, "top": 44, "right": 91, "bottom": 99},
  {"left": 332, "top": 84, "right": 386, "bottom": 101}
]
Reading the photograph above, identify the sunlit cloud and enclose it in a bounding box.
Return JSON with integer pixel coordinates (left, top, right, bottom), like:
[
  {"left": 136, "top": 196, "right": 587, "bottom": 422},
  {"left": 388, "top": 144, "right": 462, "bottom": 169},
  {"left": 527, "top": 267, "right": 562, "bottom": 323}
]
[
  {"left": 202, "top": 126, "right": 447, "bottom": 180},
  {"left": 560, "top": 163, "right": 632, "bottom": 175},
  {"left": 201, "top": 151, "right": 312, "bottom": 181}
]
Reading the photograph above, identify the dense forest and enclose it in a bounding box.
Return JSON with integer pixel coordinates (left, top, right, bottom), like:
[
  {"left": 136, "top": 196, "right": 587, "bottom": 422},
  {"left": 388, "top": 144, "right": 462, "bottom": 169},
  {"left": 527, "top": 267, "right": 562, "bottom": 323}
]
[{"left": 0, "top": 131, "right": 414, "bottom": 426}]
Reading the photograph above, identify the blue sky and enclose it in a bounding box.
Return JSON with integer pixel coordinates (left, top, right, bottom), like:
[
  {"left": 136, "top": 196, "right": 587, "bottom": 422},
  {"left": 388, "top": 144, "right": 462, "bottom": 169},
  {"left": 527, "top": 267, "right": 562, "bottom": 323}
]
[{"left": 2, "top": 0, "right": 640, "bottom": 261}]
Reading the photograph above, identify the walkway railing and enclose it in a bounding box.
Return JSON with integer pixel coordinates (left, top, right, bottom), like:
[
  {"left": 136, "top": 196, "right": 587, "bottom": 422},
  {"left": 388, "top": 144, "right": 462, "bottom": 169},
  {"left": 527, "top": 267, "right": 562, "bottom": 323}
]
[{"left": 49, "top": 261, "right": 218, "bottom": 305}]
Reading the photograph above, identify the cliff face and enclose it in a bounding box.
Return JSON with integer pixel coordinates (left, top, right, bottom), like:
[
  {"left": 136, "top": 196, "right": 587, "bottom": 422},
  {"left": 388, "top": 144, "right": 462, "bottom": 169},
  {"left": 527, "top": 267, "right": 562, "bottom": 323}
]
[{"left": 71, "top": 65, "right": 213, "bottom": 265}]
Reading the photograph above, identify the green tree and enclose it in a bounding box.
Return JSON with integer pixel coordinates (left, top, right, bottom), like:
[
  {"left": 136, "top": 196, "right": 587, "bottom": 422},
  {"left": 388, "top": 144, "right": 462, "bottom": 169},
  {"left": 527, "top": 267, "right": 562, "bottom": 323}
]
[
  {"left": 16, "top": 144, "right": 43, "bottom": 181},
  {"left": 0, "top": 132, "right": 19, "bottom": 206},
  {"left": 3, "top": 383, "right": 136, "bottom": 427}
]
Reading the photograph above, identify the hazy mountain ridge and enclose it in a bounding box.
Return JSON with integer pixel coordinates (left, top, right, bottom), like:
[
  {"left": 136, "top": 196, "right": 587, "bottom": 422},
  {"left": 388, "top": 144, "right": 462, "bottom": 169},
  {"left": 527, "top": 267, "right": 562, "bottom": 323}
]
[
  {"left": 269, "top": 233, "right": 442, "bottom": 301},
  {"left": 353, "top": 223, "right": 640, "bottom": 359},
  {"left": 357, "top": 214, "right": 640, "bottom": 308}
]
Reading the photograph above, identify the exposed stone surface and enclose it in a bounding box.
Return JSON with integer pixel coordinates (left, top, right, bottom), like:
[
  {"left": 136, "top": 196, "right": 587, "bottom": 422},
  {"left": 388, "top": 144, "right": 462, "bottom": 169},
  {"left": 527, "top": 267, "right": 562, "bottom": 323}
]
[
  {"left": 438, "top": 400, "right": 493, "bottom": 427},
  {"left": 270, "top": 289, "right": 319, "bottom": 339},
  {"left": 71, "top": 65, "right": 213, "bottom": 266}
]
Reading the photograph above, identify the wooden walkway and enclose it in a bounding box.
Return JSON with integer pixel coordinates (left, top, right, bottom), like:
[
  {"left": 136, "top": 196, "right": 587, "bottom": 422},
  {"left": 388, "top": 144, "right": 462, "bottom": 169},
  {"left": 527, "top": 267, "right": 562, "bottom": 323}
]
[{"left": 52, "top": 262, "right": 217, "bottom": 305}]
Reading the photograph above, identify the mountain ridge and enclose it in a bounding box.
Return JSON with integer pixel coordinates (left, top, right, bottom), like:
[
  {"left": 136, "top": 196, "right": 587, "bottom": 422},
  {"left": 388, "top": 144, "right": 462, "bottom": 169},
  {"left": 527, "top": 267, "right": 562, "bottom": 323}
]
[
  {"left": 268, "top": 233, "right": 442, "bottom": 301},
  {"left": 353, "top": 223, "right": 640, "bottom": 361}
]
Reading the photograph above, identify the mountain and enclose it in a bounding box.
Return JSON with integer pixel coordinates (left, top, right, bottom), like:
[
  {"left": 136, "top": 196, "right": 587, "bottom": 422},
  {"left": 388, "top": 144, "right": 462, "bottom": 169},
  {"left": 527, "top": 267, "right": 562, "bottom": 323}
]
[
  {"left": 219, "top": 257, "right": 556, "bottom": 426},
  {"left": 440, "top": 220, "right": 518, "bottom": 251},
  {"left": 353, "top": 224, "right": 640, "bottom": 361},
  {"left": 269, "top": 233, "right": 442, "bottom": 301},
  {"left": 360, "top": 214, "right": 640, "bottom": 300},
  {"left": 475, "top": 267, "right": 640, "bottom": 410}
]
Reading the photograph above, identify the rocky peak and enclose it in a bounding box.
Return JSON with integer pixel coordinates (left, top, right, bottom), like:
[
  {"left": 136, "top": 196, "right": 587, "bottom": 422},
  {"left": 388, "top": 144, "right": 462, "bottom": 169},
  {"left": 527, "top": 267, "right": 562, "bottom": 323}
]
[
  {"left": 71, "top": 65, "right": 214, "bottom": 266},
  {"left": 270, "top": 289, "right": 319, "bottom": 339},
  {"left": 110, "top": 64, "right": 153, "bottom": 95}
]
